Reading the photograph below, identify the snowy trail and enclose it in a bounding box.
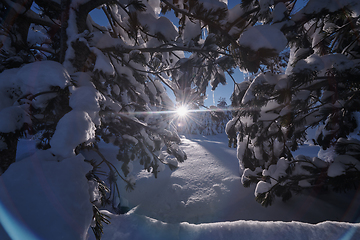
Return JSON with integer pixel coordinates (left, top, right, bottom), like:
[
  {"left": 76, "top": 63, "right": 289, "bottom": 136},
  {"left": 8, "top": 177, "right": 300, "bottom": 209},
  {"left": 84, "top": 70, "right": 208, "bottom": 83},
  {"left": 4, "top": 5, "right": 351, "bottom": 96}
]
[{"left": 120, "top": 134, "right": 360, "bottom": 224}]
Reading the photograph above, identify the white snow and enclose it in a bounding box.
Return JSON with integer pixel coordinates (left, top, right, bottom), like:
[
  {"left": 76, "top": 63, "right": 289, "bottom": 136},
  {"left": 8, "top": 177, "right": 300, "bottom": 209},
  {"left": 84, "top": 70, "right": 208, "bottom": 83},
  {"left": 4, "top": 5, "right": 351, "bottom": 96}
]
[
  {"left": 98, "top": 209, "right": 360, "bottom": 240},
  {"left": 91, "top": 48, "right": 115, "bottom": 75},
  {"left": 1, "top": 134, "right": 360, "bottom": 239},
  {"left": 50, "top": 110, "right": 96, "bottom": 158},
  {"left": 292, "top": 53, "right": 355, "bottom": 74},
  {"left": 85, "top": 133, "right": 360, "bottom": 240},
  {"left": 0, "top": 106, "right": 30, "bottom": 133},
  {"left": 2, "top": 1, "right": 360, "bottom": 239},
  {"left": 198, "top": 0, "right": 227, "bottom": 12},
  {"left": 0, "top": 68, "right": 20, "bottom": 110},
  {"left": 0, "top": 153, "right": 93, "bottom": 240},
  {"left": 16, "top": 61, "right": 71, "bottom": 96},
  {"left": 292, "top": 0, "right": 360, "bottom": 22},
  {"left": 254, "top": 181, "right": 272, "bottom": 196},
  {"left": 183, "top": 18, "right": 201, "bottom": 44},
  {"left": 328, "top": 155, "right": 360, "bottom": 177},
  {"left": 0, "top": 61, "right": 71, "bottom": 133},
  {"left": 238, "top": 25, "right": 287, "bottom": 53},
  {"left": 69, "top": 85, "right": 104, "bottom": 125},
  {"left": 97, "top": 134, "right": 360, "bottom": 225},
  {"left": 227, "top": 4, "right": 245, "bottom": 23},
  {"left": 27, "top": 24, "right": 49, "bottom": 46},
  {"left": 137, "top": 14, "right": 178, "bottom": 42}
]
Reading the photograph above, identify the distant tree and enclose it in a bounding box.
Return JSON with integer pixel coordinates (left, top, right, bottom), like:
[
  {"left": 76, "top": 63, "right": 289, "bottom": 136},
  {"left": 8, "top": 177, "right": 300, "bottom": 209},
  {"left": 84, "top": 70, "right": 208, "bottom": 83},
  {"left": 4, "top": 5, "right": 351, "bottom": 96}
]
[
  {"left": 217, "top": 97, "right": 227, "bottom": 108},
  {"left": 176, "top": 105, "right": 231, "bottom": 136}
]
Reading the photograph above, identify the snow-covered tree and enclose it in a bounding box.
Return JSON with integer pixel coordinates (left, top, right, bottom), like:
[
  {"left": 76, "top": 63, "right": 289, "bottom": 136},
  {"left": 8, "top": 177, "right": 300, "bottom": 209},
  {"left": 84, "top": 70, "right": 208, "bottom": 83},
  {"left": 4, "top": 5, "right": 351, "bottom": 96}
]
[
  {"left": 0, "top": 0, "right": 240, "bottom": 239},
  {"left": 2, "top": 0, "right": 360, "bottom": 238},
  {"left": 225, "top": 0, "right": 360, "bottom": 206}
]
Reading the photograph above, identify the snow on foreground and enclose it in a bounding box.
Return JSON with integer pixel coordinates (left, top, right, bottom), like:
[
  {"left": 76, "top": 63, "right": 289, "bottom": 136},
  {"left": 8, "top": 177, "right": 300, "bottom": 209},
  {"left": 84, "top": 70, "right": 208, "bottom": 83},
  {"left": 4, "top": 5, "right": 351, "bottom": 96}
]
[
  {"left": 0, "top": 134, "right": 359, "bottom": 239},
  {"left": 108, "top": 134, "right": 360, "bottom": 224},
  {"left": 94, "top": 134, "right": 360, "bottom": 239},
  {"left": 94, "top": 209, "right": 360, "bottom": 240},
  {"left": 0, "top": 153, "right": 93, "bottom": 240}
]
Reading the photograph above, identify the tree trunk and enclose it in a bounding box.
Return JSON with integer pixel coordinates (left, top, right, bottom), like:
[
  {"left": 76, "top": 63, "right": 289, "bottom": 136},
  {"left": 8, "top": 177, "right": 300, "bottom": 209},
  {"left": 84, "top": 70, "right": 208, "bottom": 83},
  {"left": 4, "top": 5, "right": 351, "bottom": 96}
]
[
  {"left": 0, "top": 133, "right": 18, "bottom": 175},
  {"left": 60, "top": 0, "right": 71, "bottom": 63},
  {"left": 2, "top": 0, "right": 33, "bottom": 52}
]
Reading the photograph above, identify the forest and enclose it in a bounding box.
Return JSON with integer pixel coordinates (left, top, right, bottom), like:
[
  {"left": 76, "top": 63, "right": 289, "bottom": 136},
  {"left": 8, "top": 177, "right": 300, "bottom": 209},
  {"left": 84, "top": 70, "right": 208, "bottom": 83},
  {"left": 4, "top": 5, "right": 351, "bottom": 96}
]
[{"left": 0, "top": 0, "right": 360, "bottom": 239}]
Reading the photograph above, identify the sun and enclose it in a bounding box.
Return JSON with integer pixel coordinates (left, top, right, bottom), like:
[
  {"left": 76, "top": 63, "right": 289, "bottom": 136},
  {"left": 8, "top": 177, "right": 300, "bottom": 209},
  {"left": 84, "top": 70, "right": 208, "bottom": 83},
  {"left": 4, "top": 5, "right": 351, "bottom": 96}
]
[{"left": 176, "top": 105, "right": 189, "bottom": 117}]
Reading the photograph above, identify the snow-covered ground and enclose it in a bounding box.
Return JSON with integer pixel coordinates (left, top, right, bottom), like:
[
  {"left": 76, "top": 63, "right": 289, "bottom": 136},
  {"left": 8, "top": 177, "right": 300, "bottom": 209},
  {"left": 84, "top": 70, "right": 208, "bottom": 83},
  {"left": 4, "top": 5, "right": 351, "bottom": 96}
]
[
  {"left": 114, "top": 134, "right": 360, "bottom": 224},
  {"left": 94, "top": 133, "right": 360, "bottom": 239},
  {"left": 1, "top": 134, "right": 360, "bottom": 239}
]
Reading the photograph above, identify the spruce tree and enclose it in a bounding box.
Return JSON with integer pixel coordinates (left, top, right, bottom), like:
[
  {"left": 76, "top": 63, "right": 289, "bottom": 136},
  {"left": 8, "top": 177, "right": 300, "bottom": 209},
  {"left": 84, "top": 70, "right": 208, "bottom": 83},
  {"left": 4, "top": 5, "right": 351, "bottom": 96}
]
[
  {"left": 225, "top": 0, "right": 360, "bottom": 206},
  {"left": 0, "top": 0, "right": 236, "bottom": 238}
]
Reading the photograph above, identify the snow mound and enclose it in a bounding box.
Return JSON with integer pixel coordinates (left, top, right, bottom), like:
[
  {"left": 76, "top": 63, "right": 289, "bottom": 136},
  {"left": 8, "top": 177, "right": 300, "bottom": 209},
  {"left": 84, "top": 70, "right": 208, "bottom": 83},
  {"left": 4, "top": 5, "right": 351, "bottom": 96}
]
[
  {"left": 107, "top": 134, "right": 360, "bottom": 225},
  {"left": 0, "top": 153, "right": 93, "bottom": 240}
]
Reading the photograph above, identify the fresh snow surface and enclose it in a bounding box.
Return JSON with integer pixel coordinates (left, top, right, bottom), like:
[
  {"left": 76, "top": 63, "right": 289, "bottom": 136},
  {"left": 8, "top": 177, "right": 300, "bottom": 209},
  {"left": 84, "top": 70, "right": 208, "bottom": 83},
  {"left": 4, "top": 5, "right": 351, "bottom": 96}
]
[
  {"left": 89, "top": 133, "right": 360, "bottom": 239},
  {"left": 0, "top": 152, "right": 93, "bottom": 240},
  {"left": 96, "top": 210, "right": 360, "bottom": 240},
  {"left": 1, "top": 134, "right": 360, "bottom": 240}
]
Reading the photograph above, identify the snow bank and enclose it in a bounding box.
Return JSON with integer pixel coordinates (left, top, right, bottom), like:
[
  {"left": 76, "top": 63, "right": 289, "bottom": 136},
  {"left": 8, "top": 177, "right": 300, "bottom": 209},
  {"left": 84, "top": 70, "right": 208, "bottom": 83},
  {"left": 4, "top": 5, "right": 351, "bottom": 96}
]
[
  {"left": 97, "top": 210, "right": 360, "bottom": 240},
  {"left": 97, "top": 134, "right": 360, "bottom": 226},
  {"left": 0, "top": 152, "right": 93, "bottom": 240}
]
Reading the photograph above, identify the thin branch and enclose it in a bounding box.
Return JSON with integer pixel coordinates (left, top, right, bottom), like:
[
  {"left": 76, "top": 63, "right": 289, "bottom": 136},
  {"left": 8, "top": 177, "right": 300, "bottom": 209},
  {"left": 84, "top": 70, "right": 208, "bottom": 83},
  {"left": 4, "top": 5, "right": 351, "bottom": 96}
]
[{"left": 92, "top": 147, "right": 134, "bottom": 189}]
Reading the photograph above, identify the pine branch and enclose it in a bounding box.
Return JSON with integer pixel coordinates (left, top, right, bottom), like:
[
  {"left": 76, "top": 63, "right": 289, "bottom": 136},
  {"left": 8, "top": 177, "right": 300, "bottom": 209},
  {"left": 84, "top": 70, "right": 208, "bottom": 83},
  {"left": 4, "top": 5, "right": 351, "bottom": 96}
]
[
  {"left": 161, "top": 0, "right": 240, "bottom": 49},
  {"left": 224, "top": 6, "right": 260, "bottom": 33},
  {"left": 23, "top": 9, "right": 59, "bottom": 29},
  {"left": 93, "top": 147, "right": 135, "bottom": 191},
  {"left": 312, "top": 16, "right": 360, "bottom": 52}
]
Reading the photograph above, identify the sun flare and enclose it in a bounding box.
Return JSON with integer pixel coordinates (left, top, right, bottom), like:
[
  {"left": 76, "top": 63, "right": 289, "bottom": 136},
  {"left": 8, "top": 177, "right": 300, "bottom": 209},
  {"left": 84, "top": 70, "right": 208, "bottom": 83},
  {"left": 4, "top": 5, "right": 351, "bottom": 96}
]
[{"left": 176, "top": 106, "right": 188, "bottom": 117}]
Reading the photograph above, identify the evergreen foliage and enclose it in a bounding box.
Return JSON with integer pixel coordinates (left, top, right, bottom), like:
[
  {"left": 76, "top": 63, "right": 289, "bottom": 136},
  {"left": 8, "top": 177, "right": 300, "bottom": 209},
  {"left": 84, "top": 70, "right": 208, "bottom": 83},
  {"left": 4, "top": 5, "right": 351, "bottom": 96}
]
[
  {"left": 1, "top": 0, "right": 360, "bottom": 238},
  {"left": 0, "top": 0, "right": 234, "bottom": 238},
  {"left": 225, "top": 0, "right": 360, "bottom": 206}
]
